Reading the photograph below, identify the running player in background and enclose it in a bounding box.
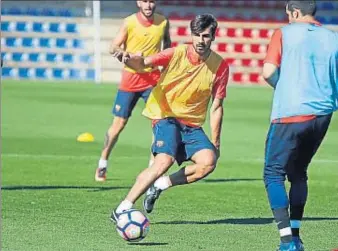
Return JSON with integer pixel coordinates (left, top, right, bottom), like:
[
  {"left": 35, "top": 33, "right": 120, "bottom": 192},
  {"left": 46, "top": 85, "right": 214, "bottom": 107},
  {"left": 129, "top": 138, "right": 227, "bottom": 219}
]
[
  {"left": 95, "top": 0, "right": 171, "bottom": 182},
  {"left": 262, "top": 1, "right": 338, "bottom": 250},
  {"left": 111, "top": 14, "right": 229, "bottom": 221}
]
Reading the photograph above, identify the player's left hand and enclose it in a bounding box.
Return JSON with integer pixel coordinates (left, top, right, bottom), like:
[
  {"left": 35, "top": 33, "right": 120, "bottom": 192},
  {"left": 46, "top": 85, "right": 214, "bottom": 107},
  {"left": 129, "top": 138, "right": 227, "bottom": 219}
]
[{"left": 112, "top": 51, "right": 129, "bottom": 63}]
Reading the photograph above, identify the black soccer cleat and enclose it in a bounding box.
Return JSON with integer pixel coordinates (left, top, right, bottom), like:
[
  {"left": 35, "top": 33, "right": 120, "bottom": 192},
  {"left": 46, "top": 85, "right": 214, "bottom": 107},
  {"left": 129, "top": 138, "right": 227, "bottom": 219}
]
[
  {"left": 110, "top": 209, "right": 121, "bottom": 224},
  {"left": 143, "top": 185, "right": 162, "bottom": 213}
]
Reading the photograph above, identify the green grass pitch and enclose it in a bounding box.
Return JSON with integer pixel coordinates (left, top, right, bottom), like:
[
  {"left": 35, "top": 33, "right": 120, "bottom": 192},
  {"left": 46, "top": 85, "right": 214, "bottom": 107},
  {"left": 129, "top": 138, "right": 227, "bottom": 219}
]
[{"left": 2, "top": 80, "right": 338, "bottom": 251}]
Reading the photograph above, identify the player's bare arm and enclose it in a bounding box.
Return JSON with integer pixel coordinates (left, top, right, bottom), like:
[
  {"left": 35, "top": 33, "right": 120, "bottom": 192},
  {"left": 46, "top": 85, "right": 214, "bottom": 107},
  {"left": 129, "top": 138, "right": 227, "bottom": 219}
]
[
  {"left": 124, "top": 55, "right": 153, "bottom": 71},
  {"left": 109, "top": 21, "right": 129, "bottom": 62},
  {"left": 162, "top": 19, "right": 171, "bottom": 50},
  {"left": 210, "top": 97, "right": 224, "bottom": 157},
  {"left": 263, "top": 63, "right": 280, "bottom": 88}
]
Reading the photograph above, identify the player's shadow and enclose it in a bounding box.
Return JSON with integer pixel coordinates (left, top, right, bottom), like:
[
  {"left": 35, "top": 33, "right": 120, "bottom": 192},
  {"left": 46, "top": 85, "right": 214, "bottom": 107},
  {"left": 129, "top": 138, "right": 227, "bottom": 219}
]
[
  {"left": 202, "top": 178, "right": 262, "bottom": 183},
  {"left": 155, "top": 217, "right": 338, "bottom": 225},
  {"left": 1, "top": 185, "right": 130, "bottom": 192},
  {"left": 128, "top": 242, "right": 168, "bottom": 246}
]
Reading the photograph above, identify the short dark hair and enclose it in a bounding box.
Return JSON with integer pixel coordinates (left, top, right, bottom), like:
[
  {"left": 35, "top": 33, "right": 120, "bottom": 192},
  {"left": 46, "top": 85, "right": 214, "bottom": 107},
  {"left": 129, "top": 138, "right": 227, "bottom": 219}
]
[
  {"left": 190, "top": 14, "right": 218, "bottom": 37},
  {"left": 286, "top": 0, "right": 317, "bottom": 16}
]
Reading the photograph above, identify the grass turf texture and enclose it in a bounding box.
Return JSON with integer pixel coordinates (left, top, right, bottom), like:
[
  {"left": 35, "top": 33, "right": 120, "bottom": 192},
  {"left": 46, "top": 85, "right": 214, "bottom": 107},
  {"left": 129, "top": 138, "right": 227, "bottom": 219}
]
[{"left": 2, "top": 80, "right": 338, "bottom": 251}]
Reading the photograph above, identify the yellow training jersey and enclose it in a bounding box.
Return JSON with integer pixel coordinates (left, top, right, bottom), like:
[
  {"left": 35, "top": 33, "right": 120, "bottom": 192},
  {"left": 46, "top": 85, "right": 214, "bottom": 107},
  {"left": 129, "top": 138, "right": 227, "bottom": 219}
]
[
  {"left": 124, "top": 12, "right": 167, "bottom": 73},
  {"left": 143, "top": 44, "right": 224, "bottom": 127}
]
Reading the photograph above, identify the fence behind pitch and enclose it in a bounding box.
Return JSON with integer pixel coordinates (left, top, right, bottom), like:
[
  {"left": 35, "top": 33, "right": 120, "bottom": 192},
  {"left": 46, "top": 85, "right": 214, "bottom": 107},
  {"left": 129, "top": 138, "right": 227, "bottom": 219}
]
[{"left": 1, "top": 0, "right": 337, "bottom": 85}]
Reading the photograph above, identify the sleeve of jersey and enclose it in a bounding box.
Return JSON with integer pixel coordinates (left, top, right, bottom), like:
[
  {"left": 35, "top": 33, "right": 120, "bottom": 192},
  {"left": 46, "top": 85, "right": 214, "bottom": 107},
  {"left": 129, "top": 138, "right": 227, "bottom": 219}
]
[
  {"left": 148, "top": 47, "right": 175, "bottom": 67},
  {"left": 212, "top": 59, "right": 230, "bottom": 99},
  {"left": 264, "top": 29, "right": 282, "bottom": 67}
]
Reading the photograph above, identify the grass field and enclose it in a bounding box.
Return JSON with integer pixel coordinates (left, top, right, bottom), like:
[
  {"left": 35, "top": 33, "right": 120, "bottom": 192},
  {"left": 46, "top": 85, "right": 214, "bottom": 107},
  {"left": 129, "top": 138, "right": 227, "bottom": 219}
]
[{"left": 2, "top": 80, "right": 338, "bottom": 251}]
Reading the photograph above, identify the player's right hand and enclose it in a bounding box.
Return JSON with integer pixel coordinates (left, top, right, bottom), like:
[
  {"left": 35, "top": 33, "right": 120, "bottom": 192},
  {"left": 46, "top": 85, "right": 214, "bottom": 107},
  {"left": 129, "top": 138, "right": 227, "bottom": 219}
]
[
  {"left": 112, "top": 51, "right": 129, "bottom": 63},
  {"left": 121, "top": 52, "right": 131, "bottom": 63}
]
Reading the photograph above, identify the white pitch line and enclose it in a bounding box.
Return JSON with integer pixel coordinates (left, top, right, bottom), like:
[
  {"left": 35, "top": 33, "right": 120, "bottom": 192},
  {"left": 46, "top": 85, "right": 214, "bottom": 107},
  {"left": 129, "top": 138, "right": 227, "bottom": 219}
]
[{"left": 1, "top": 153, "right": 338, "bottom": 164}]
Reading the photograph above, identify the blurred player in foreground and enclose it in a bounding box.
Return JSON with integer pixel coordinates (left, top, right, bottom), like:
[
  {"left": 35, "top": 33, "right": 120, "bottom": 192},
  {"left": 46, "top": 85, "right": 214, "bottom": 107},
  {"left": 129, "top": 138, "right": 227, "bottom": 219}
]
[
  {"left": 95, "top": 0, "right": 171, "bottom": 182},
  {"left": 110, "top": 13, "right": 229, "bottom": 221},
  {"left": 262, "top": 1, "right": 338, "bottom": 250}
]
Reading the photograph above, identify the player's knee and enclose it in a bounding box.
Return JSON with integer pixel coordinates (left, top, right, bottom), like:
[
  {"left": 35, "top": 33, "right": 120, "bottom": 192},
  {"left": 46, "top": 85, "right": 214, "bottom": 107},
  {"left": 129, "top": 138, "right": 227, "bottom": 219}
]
[
  {"left": 204, "top": 163, "right": 216, "bottom": 176},
  {"left": 203, "top": 153, "right": 216, "bottom": 168},
  {"left": 263, "top": 164, "right": 279, "bottom": 178},
  {"left": 196, "top": 150, "right": 217, "bottom": 166},
  {"left": 134, "top": 157, "right": 173, "bottom": 183},
  {"left": 196, "top": 161, "right": 216, "bottom": 179},
  {"left": 193, "top": 164, "right": 215, "bottom": 180},
  {"left": 263, "top": 165, "right": 286, "bottom": 186},
  {"left": 112, "top": 117, "right": 128, "bottom": 134},
  {"left": 153, "top": 154, "right": 175, "bottom": 174},
  {"left": 263, "top": 168, "right": 270, "bottom": 183},
  {"left": 196, "top": 153, "right": 216, "bottom": 177}
]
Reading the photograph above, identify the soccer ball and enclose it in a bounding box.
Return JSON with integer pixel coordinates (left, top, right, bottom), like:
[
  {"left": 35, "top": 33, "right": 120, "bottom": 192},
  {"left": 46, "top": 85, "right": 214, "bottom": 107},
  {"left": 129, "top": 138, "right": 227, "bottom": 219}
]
[{"left": 116, "top": 209, "right": 150, "bottom": 242}]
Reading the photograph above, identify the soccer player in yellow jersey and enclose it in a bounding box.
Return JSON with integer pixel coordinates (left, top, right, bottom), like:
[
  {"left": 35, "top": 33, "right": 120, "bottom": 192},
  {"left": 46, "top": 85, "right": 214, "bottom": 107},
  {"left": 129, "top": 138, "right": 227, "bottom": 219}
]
[
  {"left": 111, "top": 14, "right": 229, "bottom": 220},
  {"left": 95, "top": 0, "right": 171, "bottom": 182}
]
